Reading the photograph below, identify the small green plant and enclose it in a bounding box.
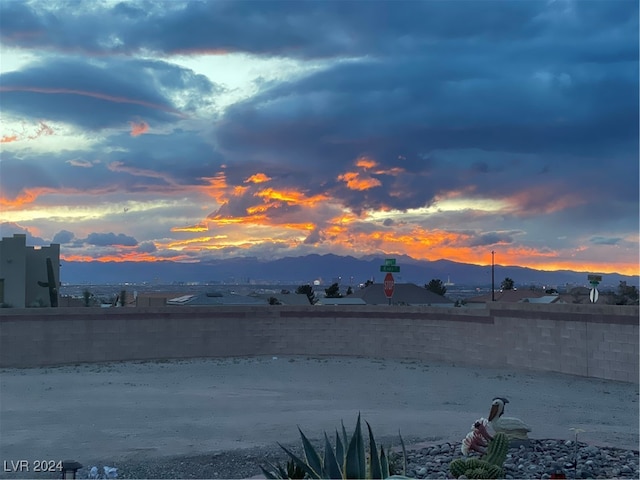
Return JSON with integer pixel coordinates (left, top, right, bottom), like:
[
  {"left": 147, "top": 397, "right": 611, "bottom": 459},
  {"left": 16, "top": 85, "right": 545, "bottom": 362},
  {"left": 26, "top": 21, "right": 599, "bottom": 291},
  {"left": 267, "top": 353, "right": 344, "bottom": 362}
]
[
  {"left": 259, "top": 413, "right": 410, "bottom": 479},
  {"left": 568, "top": 427, "right": 585, "bottom": 477},
  {"left": 29, "top": 297, "right": 47, "bottom": 307}
]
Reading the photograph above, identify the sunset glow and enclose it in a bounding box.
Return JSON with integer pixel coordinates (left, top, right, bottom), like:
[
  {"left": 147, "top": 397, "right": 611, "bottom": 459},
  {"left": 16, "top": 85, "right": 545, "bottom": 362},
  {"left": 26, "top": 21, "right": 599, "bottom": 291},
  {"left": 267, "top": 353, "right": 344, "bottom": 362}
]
[{"left": 0, "top": 0, "right": 637, "bottom": 281}]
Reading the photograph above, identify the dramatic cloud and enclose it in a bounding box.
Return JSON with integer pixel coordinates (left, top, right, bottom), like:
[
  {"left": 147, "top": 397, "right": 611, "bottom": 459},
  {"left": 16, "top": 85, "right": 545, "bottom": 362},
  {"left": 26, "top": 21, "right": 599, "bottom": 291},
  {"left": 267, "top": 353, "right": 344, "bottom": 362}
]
[
  {"left": 1, "top": 0, "right": 637, "bottom": 277},
  {"left": 130, "top": 121, "right": 149, "bottom": 137},
  {"left": 52, "top": 230, "right": 75, "bottom": 244},
  {"left": 85, "top": 232, "right": 138, "bottom": 247},
  {"left": 0, "top": 222, "right": 48, "bottom": 245},
  {"left": 0, "top": 57, "right": 221, "bottom": 129}
]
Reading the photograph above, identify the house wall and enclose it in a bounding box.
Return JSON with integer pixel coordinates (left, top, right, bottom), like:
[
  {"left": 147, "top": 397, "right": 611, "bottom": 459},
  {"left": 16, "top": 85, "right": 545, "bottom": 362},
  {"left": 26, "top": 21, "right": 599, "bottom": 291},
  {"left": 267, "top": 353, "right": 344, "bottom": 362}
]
[
  {"left": 0, "top": 235, "right": 60, "bottom": 308},
  {"left": 0, "top": 234, "right": 28, "bottom": 307},
  {"left": 1, "top": 303, "right": 637, "bottom": 382}
]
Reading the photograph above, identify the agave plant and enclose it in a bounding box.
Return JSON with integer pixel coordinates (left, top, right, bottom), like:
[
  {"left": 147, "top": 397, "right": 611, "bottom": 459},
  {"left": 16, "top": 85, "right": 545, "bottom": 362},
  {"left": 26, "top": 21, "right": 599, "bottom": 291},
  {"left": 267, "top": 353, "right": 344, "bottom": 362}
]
[
  {"left": 260, "top": 413, "right": 411, "bottom": 479},
  {"left": 260, "top": 459, "right": 306, "bottom": 480}
]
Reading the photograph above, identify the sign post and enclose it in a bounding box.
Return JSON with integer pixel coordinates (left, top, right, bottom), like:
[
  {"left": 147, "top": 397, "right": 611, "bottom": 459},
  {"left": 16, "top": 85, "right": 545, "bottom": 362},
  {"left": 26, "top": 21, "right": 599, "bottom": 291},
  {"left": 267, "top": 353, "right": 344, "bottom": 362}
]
[
  {"left": 383, "top": 273, "right": 395, "bottom": 305},
  {"left": 587, "top": 275, "right": 602, "bottom": 303},
  {"left": 380, "top": 259, "right": 400, "bottom": 304},
  {"left": 380, "top": 258, "right": 400, "bottom": 273}
]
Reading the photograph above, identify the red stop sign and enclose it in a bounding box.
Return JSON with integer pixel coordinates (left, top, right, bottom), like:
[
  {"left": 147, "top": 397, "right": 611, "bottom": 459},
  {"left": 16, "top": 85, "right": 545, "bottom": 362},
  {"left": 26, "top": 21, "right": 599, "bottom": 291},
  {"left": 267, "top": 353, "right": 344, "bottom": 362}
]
[{"left": 383, "top": 273, "right": 395, "bottom": 298}]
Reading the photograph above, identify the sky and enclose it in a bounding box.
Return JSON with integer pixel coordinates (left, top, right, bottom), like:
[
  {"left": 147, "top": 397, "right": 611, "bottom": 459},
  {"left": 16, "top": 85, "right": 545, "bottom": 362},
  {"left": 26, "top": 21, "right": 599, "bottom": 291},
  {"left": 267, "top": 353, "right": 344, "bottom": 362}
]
[{"left": 0, "top": 0, "right": 638, "bottom": 276}]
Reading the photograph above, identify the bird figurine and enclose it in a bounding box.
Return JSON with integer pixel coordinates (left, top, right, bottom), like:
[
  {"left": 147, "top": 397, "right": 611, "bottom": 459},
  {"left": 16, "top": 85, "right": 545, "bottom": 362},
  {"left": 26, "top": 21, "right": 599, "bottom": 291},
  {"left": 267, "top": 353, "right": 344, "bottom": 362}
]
[{"left": 488, "top": 397, "right": 531, "bottom": 439}]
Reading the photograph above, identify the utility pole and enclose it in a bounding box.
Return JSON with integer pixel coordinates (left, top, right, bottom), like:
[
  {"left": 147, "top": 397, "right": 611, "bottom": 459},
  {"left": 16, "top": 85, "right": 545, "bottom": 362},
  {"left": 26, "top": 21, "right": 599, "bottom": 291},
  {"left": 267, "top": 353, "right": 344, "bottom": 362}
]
[{"left": 491, "top": 250, "right": 495, "bottom": 302}]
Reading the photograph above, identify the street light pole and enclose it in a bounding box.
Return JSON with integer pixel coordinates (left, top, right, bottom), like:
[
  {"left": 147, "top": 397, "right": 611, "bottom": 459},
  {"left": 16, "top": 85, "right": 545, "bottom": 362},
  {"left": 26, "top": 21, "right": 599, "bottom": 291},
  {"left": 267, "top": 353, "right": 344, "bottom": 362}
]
[{"left": 491, "top": 250, "right": 495, "bottom": 302}]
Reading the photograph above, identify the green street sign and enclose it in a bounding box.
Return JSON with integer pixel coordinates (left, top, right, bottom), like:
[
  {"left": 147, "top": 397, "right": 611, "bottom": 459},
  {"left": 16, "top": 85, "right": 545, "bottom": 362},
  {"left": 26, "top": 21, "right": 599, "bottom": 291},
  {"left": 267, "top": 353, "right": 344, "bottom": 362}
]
[
  {"left": 380, "top": 265, "right": 400, "bottom": 272},
  {"left": 588, "top": 274, "right": 601, "bottom": 287},
  {"left": 384, "top": 258, "right": 396, "bottom": 266}
]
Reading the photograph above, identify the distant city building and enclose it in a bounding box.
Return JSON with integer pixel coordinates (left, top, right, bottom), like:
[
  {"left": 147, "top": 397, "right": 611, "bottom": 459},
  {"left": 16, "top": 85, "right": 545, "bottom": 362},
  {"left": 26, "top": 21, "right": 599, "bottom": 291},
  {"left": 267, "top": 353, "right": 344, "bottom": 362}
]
[
  {"left": 316, "top": 297, "right": 367, "bottom": 306},
  {"left": 0, "top": 234, "right": 60, "bottom": 308},
  {"left": 465, "top": 286, "right": 615, "bottom": 306},
  {"left": 556, "top": 286, "right": 615, "bottom": 305},
  {"left": 166, "top": 291, "right": 266, "bottom": 306},
  {"left": 465, "top": 289, "right": 546, "bottom": 307},
  {"left": 348, "top": 283, "right": 454, "bottom": 306}
]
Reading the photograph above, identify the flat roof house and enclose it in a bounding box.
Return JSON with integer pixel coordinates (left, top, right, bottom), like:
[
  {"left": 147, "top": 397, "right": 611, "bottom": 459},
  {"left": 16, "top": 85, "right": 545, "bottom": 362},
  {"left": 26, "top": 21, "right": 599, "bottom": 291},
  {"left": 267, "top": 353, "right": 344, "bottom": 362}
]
[
  {"left": 348, "top": 283, "right": 454, "bottom": 306},
  {"left": 0, "top": 234, "right": 61, "bottom": 308}
]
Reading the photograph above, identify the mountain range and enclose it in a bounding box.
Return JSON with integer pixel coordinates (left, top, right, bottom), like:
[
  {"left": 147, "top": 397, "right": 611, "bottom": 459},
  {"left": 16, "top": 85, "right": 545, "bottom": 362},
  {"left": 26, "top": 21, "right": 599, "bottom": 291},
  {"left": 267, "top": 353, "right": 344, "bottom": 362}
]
[{"left": 60, "top": 254, "right": 637, "bottom": 289}]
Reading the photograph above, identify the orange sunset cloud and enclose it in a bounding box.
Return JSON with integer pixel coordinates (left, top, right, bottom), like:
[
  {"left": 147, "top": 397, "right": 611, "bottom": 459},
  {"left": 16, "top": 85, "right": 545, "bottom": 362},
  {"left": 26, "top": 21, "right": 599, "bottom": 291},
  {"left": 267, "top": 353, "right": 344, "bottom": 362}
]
[
  {"left": 1, "top": 134, "right": 18, "bottom": 143},
  {"left": 171, "top": 223, "right": 209, "bottom": 233},
  {"left": 245, "top": 173, "right": 271, "bottom": 184},
  {"left": 130, "top": 121, "right": 149, "bottom": 136},
  {"left": 338, "top": 172, "right": 382, "bottom": 191},
  {"left": 1, "top": 187, "right": 56, "bottom": 208},
  {"left": 355, "top": 156, "right": 377, "bottom": 169}
]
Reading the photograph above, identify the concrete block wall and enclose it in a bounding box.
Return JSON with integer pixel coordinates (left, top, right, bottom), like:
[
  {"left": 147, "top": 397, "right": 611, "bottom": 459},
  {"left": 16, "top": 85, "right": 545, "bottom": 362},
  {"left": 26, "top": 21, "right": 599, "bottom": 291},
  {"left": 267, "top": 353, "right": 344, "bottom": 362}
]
[{"left": 0, "top": 303, "right": 637, "bottom": 383}]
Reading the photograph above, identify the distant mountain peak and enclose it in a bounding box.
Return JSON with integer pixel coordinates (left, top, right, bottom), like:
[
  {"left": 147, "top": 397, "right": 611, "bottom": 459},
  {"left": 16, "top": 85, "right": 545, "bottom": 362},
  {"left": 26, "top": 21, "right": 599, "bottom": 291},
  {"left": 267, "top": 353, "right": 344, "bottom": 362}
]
[{"left": 60, "top": 254, "right": 636, "bottom": 287}]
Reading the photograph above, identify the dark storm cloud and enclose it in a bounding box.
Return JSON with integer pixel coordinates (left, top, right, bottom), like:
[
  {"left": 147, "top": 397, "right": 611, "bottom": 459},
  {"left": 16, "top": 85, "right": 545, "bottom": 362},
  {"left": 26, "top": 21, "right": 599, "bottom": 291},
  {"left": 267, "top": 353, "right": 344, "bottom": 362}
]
[
  {"left": 0, "top": 57, "right": 220, "bottom": 129},
  {"left": 4, "top": 1, "right": 635, "bottom": 59},
  {"left": 2, "top": 0, "right": 637, "bottom": 271},
  {"left": 0, "top": 222, "right": 48, "bottom": 245},
  {"left": 52, "top": 230, "right": 75, "bottom": 244},
  {"left": 303, "top": 228, "right": 323, "bottom": 245},
  {"left": 137, "top": 241, "right": 157, "bottom": 253},
  {"left": 85, "top": 232, "right": 138, "bottom": 247},
  {"left": 1, "top": 129, "right": 225, "bottom": 202},
  {"left": 105, "top": 130, "right": 225, "bottom": 185},
  {"left": 217, "top": 46, "right": 637, "bottom": 212},
  {"left": 0, "top": 156, "right": 63, "bottom": 199},
  {"left": 467, "top": 231, "right": 519, "bottom": 247},
  {"left": 590, "top": 236, "right": 623, "bottom": 246}
]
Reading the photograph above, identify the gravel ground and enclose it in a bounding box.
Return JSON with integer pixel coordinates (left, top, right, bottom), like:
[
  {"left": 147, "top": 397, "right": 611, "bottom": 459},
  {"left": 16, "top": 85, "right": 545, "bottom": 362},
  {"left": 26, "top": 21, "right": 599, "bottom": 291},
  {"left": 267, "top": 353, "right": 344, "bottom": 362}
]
[
  {"left": 2, "top": 357, "right": 637, "bottom": 479},
  {"left": 10, "top": 438, "right": 637, "bottom": 479}
]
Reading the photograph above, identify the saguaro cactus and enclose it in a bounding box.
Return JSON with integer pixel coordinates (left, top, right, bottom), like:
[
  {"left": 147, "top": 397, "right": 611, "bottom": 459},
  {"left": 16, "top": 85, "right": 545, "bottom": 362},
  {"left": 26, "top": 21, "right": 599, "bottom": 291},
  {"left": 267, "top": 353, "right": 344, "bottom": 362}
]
[{"left": 37, "top": 257, "right": 59, "bottom": 307}]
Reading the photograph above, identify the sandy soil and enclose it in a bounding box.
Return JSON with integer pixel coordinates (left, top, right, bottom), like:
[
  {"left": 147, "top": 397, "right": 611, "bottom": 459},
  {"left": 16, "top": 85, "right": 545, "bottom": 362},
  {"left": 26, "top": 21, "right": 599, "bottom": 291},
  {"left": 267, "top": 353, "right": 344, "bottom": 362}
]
[{"left": 1, "top": 356, "right": 638, "bottom": 468}]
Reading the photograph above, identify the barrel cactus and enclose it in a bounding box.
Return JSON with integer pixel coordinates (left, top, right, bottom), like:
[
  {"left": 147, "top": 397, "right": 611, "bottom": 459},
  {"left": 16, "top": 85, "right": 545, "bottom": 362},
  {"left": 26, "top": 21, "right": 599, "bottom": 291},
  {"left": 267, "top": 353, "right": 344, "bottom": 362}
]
[{"left": 449, "top": 458, "right": 504, "bottom": 479}]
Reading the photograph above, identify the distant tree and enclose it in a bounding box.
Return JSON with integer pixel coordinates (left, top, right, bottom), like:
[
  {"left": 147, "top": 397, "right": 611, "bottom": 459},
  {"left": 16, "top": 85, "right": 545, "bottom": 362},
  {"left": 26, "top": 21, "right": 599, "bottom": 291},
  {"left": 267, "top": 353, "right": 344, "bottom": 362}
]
[
  {"left": 425, "top": 278, "right": 447, "bottom": 296},
  {"left": 501, "top": 277, "right": 515, "bottom": 290},
  {"left": 119, "top": 290, "right": 127, "bottom": 307},
  {"left": 82, "top": 289, "right": 93, "bottom": 307},
  {"left": 346, "top": 286, "right": 353, "bottom": 296},
  {"left": 364, "top": 279, "right": 374, "bottom": 287},
  {"left": 615, "top": 281, "right": 639, "bottom": 305},
  {"left": 268, "top": 296, "right": 281, "bottom": 305},
  {"left": 295, "top": 284, "right": 317, "bottom": 305},
  {"left": 324, "top": 282, "right": 342, "bottom": 298}
]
